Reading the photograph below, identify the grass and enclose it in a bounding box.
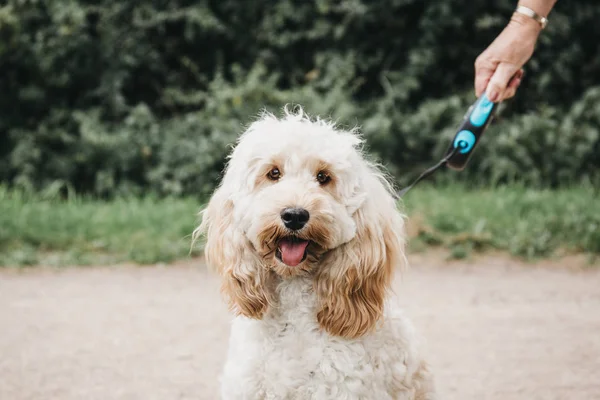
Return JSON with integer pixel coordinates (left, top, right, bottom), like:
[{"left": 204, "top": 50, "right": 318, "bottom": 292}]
[
  {"left": 1, "top": 184, "right": 598, "bottom": 267},
  {"left": 0, "top": 187, "right": 203, "bottom": 267},
  {"left": 401, "top": 184, "right": 600, "bottom": 261}
]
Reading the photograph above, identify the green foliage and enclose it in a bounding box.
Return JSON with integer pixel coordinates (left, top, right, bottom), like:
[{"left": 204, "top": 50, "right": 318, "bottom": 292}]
[{"left": 1, "top": 0, "right": 599, "bottom": 196}]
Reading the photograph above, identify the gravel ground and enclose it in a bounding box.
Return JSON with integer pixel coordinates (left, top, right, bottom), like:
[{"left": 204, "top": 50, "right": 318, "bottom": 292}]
[{"left": 1, "top": 254, "right": 599, "bottom": 400}]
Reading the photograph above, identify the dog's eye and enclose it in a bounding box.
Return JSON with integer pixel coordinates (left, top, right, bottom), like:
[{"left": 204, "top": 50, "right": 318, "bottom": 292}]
[
  {"left": 316, "top": 171, "right": 331, "bottom": 185},
  {"left": 267, "top": 167, "right": 281, "bottom": 181}
]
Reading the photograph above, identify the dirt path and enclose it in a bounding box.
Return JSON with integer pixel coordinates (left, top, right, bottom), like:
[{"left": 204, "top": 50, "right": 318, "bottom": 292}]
[{"left": 1, "top": 255, "right": 599, "bottom": 400}]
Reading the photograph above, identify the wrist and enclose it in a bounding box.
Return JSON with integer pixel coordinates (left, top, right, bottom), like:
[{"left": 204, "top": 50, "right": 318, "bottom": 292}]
[
  {"left": 517, "top": 0, "right": 556, "bottom": 18},
  {"left": 509, "top": 12, "right": 543, "bottom": 36}
]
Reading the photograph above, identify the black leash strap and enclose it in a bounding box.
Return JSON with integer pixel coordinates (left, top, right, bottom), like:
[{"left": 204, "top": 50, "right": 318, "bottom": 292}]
[
  {"left": 396, "top": 146, "right": 459, "bottom": 198},
  {"left": 396, "top": 92, "right": 502, "bottom": 198}
]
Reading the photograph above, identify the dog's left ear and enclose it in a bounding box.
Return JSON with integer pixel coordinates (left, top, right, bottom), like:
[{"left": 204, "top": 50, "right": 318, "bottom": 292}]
[{"left": 315, "top": 169, "right": 406, "bottom": 339}]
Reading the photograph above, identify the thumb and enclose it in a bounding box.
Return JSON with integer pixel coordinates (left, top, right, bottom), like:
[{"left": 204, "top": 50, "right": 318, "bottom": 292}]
[{"left": 485, "top": 63, "right": 520, "bottom": 102}]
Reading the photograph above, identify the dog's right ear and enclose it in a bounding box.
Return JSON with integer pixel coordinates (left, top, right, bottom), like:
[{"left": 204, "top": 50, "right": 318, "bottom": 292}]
[{"left": 196, "top": 185, "right": 273, "bottom": 319}]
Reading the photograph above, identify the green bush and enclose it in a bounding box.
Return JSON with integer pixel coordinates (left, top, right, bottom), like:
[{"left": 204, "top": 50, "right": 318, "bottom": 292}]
[{"left": 1, "top": 0, "right": 599, "bottom": 197}]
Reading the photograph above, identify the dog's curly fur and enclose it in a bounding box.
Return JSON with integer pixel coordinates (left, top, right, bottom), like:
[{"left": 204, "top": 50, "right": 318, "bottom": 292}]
[{"left": 195, "top": 107, "right": 436, "bottom": 399}]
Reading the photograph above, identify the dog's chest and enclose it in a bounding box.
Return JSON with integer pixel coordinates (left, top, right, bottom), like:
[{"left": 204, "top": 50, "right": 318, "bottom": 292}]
[
  {"left": 227, "top": 314, "right": 406, "bottom": 399},
  {"left": 221, "top": 280, "right": 417, "bottom": 399}
]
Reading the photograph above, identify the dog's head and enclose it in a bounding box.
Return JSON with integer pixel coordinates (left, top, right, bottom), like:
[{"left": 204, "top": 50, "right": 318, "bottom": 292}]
[{"left": 196, "top": 107, "right": 406, "bottom": 339}]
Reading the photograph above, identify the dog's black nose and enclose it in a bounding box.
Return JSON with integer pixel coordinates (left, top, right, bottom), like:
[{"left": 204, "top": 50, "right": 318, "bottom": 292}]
[{"left": 280, "top": 208, "right": 310, "bottom": 231}]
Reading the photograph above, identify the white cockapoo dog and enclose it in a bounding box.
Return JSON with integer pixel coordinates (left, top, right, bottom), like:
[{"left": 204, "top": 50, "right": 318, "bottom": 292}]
[{"left": 196, "top": 107, "right": 436, "bottom": 399}]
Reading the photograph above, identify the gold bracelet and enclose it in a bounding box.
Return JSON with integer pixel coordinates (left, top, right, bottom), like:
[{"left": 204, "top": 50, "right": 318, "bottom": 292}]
[{"left": 515, "top": 5, "right": 549, "bottom": 29}]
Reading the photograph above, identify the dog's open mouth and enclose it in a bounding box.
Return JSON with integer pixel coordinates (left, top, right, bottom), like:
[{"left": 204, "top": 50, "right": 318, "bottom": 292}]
[{"left": 276, "top": 236, "right": 310, "bottom": 267}]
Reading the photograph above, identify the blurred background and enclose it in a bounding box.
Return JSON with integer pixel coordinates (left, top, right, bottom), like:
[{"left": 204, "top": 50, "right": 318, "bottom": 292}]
[
  {"left": 2, "top": 0, "right": 600, "bottom": 196},
  {"left": 0, "top": 0, "right": 599, "bottom": 265},
  {"left": 1, "top": 2, "right": 600, "bottom": 399}
]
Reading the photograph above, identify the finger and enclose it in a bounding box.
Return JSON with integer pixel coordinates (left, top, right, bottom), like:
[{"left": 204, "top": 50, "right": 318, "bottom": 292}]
[
  {"left": 474, "top": 57, "right": 497, "bottom": 97},
  {"left": 516, "top": 68, "right": 525, "bottom": 79},
  {"left": 475, "top": 73, "right": 492, "bottom": 98},
  {"left": 508, "top": 77, "right": 521, "bottom": 90},
  {"left": 502, "top": 69, "right": 525, "bottom": 100},
  {"left": 507, "top": 69, "right": 524, "bottom": 89},
  {"left": 503, "top": 86, "right": 517, "bottom": 100},
  {"left": 486, "top": 63, "right": 520, "bottom": 102}
]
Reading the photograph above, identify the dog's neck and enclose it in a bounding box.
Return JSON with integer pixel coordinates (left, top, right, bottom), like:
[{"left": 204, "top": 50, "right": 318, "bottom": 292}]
[{"left": 267, "top": 275, "right": 317, "bottom": 319}]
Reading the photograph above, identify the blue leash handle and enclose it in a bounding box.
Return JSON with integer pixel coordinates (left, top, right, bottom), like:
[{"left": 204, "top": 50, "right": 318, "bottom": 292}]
[
  {"left": 445, "top": 93, "right": 499, "bottom": 171},
  {"left": 396, "top": 93, "right": 500, "bottom": 197}
]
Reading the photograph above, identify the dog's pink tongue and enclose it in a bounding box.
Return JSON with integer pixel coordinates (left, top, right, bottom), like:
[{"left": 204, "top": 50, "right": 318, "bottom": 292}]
[{"left": 279, "top": 239, "right": 309, "bottom": 266}]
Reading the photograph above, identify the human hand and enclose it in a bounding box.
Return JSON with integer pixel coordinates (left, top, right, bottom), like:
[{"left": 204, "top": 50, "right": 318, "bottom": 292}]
[{"left": 474, "top": 12, "right": 543, "bottom": 102}]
